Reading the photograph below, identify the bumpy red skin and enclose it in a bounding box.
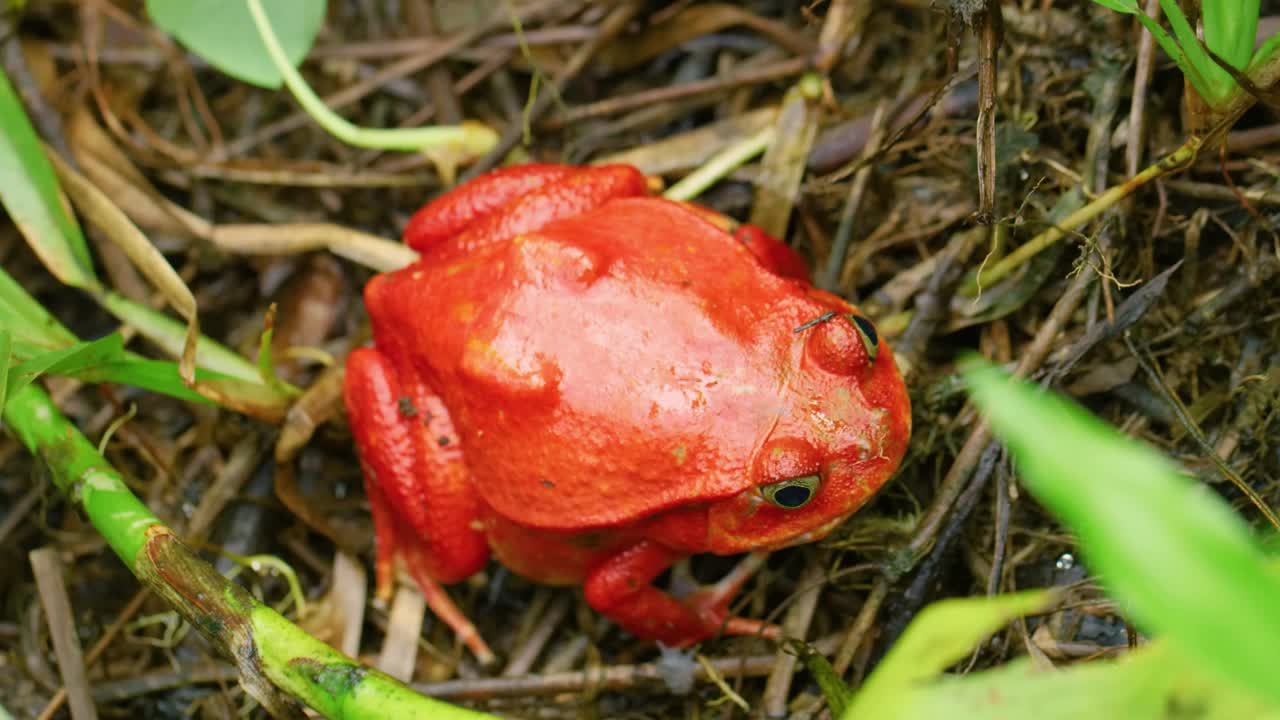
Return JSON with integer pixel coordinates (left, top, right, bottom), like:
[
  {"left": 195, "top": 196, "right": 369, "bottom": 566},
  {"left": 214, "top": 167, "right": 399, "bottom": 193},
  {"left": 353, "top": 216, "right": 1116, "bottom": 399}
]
[{"left": 345, "top": 163, "right": 911, "bottom": 647}]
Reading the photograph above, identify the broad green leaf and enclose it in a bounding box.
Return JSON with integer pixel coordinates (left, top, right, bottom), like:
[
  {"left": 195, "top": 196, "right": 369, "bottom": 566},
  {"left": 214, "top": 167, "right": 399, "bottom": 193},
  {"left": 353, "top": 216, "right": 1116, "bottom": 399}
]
[
  {"left": 0, "top": 69, "right": 97, "bottom": 290},
  {"left": 963, "top": 359, "right": 1280, "bottom": 708},
  {"left": 1203, "top": 0, "right": 1259, "bottom": 72},
  {"left": 842, "top": 591, "right": 1052, "bottom": 719},
  {"left": 910, "top": 642, "right": 1280, "bottom": 720},
  {"left": 146, "top": 0, "right": 327, "bottom": 89}
]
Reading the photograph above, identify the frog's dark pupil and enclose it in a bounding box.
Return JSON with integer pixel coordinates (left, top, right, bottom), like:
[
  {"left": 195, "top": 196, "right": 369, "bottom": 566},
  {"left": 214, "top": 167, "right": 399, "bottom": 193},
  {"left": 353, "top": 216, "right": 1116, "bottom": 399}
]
[
  {"left": 850, "top": 315, "right": 879, "bottom": 348},
  {"left": 774, "top": 484, "right": 811, "bottom": 508}
]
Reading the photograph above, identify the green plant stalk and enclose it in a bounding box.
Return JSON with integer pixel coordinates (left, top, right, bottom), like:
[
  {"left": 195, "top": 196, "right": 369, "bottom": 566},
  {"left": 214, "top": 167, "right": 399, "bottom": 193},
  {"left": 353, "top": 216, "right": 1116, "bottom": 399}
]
[
  {"left": 971, "top": 11, "right": 1280, "bottom": 294},
  {"left": 2, "top": 382, "right": 492, "bottom": 719},
  {"left": 244, "top": 0, "right": 497, "bottom": 156},
  {"left": 963, "top": 135, "right": 1200, "bottom": 294}
]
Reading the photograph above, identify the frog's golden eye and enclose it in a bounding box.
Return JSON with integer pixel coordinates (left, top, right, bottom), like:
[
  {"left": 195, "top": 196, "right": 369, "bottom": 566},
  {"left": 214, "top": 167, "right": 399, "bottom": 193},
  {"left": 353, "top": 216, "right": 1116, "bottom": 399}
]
[
  {"left": 761, "top": 474, "right": 821, "bottom": 509},
  {"left": 847, "top": 314, "right": 879, "bottom": 363}
]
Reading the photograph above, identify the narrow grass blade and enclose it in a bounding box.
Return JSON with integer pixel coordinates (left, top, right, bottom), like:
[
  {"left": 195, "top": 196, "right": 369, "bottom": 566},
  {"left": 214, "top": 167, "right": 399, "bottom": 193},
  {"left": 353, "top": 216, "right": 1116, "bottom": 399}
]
[
  {"left": 0, "top": 68, "right": 97, "bottom": 291},
  {"left": 99, "top": 292, "right": 262, "bottom": 384}
]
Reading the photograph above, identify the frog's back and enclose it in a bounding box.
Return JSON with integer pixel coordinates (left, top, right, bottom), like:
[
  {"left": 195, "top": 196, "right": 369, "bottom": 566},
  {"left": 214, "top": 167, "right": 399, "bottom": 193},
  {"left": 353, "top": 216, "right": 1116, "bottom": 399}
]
[{"left": 365, "top": 198, "right": 837, "bottom": 529}]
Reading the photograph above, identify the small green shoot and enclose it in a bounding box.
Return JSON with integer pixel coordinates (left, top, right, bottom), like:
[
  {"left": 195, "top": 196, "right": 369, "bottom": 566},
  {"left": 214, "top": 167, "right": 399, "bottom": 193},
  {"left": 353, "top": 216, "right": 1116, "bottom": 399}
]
[{"left": 1089, "top": 0, "right": 1264, "bottom": 106}]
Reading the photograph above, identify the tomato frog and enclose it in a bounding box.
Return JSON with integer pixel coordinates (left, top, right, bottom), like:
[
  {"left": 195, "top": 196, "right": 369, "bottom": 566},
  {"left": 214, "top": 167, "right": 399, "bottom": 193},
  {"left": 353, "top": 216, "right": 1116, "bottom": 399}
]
[{"left": 344, "top": 163, "right": 911, "bottom": 663}]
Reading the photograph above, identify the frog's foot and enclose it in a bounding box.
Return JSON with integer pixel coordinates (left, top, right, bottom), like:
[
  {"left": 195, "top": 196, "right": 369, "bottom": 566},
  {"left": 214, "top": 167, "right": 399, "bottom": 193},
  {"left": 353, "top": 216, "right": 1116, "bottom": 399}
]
[
  {"left": 345, "top": 347, "right": 494, "bottom": 663},
  {"left": 583, "top": 541, "right": 781, "bottom": 647},
  {"left": 685, "top": 552, "right": 781, "bottom": 640},
  {"left": 364, "top": 475, "right": 497, "bottom": 665}
]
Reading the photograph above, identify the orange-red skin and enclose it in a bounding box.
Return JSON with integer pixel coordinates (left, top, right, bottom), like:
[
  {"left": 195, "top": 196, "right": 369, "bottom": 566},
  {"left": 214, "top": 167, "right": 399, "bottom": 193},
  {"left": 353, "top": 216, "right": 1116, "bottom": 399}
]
[{"left": 344, "top": 163, "right": 911, "bottom": 646}]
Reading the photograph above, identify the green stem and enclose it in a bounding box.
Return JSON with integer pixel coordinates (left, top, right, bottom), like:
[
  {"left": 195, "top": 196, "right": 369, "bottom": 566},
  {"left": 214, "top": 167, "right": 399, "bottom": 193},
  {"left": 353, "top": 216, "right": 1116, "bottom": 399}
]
[
  {"left": 244, "top": 0, "right": 497, "bottom": 156},
  {"left": 5, "top": 383, "right": 158, "bottom": 561},
  {"left": 962, "top": 136, "right": 1200, "bottom": 295},
  {"left": 663, "top": 126, "right": 775, "bottom": 202},
  {"left": 2, "top": 382, "right": 492, "bottom": 719}
]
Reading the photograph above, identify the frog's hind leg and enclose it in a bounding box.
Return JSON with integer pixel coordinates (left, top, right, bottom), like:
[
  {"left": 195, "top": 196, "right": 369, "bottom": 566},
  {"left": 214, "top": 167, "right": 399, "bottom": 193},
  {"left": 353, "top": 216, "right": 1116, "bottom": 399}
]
[
  {"left": 344, "top": 347, "right": 494, "bottom": 664},
  {"left": 583, "top": 541, "right": 781, "bottom": 647}
]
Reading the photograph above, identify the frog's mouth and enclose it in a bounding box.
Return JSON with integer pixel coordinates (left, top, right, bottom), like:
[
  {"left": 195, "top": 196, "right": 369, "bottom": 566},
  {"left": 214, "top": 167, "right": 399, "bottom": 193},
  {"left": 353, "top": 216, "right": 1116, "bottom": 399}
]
[{"left": 772, "top": 511, "right": 853, "bottom": 550}]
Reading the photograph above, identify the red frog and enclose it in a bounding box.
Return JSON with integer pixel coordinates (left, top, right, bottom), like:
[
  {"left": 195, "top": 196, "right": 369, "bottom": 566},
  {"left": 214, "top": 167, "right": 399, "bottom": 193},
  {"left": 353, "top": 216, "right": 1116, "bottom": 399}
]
[{"left": 344, "top": 163, "right": 910, "bottom": 663}]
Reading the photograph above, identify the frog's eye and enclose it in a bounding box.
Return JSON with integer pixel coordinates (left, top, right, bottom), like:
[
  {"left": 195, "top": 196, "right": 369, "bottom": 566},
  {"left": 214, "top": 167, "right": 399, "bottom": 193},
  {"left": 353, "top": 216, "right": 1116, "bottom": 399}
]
[
  {"left": 761, "top": 474, "right": 821, "bottom": 509},
  {"left": 847, "top": 314, "right": 879, "bottom": 363}
]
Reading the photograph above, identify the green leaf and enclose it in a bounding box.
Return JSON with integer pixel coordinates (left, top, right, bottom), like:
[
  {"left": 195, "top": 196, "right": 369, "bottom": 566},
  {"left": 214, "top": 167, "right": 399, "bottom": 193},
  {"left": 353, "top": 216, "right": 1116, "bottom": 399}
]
[
  {"left": 1159, "top": 0, "right": 1234, "bottom": 103},
  {"left": 1203, "top": 0, "right": 1259, "bottom": 72},
  {"left": 3, "top": 334, "right": 125, "bottom": 411},
  {"left": 0, "top": 267, "right": 78, "bottom": 349},
  {"left": 963, "top": 359, "right": 1280, "bottom": 708},
  {"left": 1088, "top": 0, "right": 1140, "bottom": 12},
  {"left": 68, "top": 358, "right": 216, "bottom": 406},
  {"left": 0, "top": 330, "right": 11, "bottom": 415},
  {"left": 1253, "top": 31, "right": 1280, "bottom": 69},
  {"left": 793, "top": 643, "right": 854, "bottom": 716},
  {"left": 146, "top": 0, "right": 327, "bottom": 89},
  {"left": 0, "top": 69, "right": 97, "bottom": 290},
  {"left": 909, "top": 641, "right": 1280, "bottom": 720},
  {"left": 842, "top": 591, "right": 1052, "bottom": 719},
  {"left": 99, "top": 291, "right": 262, "bottom": 383}
]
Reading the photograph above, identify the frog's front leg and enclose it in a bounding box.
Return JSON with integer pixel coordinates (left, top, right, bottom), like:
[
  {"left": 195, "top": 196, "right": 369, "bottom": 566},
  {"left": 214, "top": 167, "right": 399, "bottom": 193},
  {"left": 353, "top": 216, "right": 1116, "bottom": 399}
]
[
  {"left": 344, "top": 347, "right": 494, "bottom": 663},
  {"left": 583, "top": 541, "right": 780, "bottom": 647}
]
